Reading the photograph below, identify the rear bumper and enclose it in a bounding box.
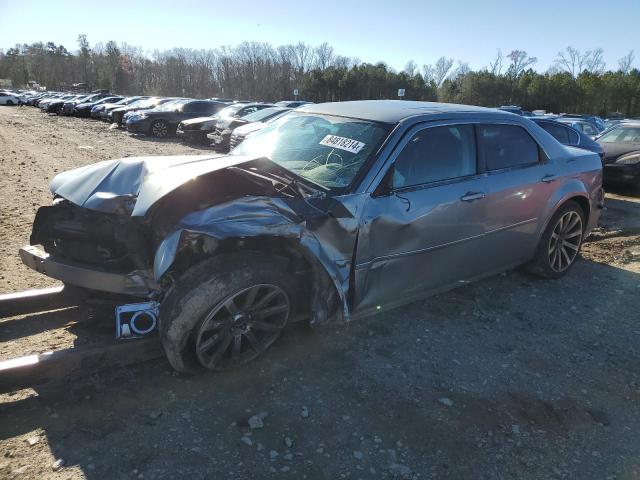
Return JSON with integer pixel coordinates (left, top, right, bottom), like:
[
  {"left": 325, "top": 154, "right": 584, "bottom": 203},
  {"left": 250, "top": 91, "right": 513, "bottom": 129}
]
[{"left": 20, "top": 245, "right": 156, "bottom": 297}]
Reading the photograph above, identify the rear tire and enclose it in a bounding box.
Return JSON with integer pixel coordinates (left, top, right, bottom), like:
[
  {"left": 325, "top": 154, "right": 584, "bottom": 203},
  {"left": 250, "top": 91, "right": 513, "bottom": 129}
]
[
  {"left": 6, "top": 100, "right": 13, "bottom": 106},
  {"left": 160, "top": 254, "right": 295, "bottom": 373},
  {"left": 527, "top": 201, "right": 585, "bottom": 279}
]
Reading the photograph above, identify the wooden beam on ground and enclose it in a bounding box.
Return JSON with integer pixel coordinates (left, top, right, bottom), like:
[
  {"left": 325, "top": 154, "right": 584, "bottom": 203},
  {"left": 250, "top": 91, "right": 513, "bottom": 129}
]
[
  {"left": 0, "top": 337, "right": 163, "bottom": 393},
  {"left": 0, "top": 286, "right": 85, "bottom": 318}
]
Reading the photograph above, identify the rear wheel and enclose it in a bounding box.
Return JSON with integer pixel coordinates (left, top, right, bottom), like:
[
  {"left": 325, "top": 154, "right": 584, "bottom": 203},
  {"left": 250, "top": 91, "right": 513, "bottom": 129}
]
[
  {"left": 528, "top": 201, "right": 585, "bottom": 278},
  {"left": 160, "top": 254, "right": 294, "bottom": 373},
  {"left": 150, "top": 120, "right": 169, "bottom": 138},
  {"left": 6, "top": 100, "right": 13, "bottom": 106}
]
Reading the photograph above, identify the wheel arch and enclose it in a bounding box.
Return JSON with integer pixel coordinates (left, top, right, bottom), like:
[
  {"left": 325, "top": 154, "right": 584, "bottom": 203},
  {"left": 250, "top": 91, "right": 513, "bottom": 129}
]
[
  {"left": 155, "top": 231, "right": 344, "bottom": 326},
  {"left": 538, "top": 182, "right": 591, "bottom": 244}
]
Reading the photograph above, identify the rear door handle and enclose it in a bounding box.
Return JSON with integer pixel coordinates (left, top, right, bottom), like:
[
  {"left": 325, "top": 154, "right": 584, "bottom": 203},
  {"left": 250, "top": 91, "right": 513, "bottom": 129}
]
[
  {"left": 460, "top": 192, "right": 486, "bottom": 202},
  {"left": 541, "top": 174, "right": 558, "bottom": 183}
]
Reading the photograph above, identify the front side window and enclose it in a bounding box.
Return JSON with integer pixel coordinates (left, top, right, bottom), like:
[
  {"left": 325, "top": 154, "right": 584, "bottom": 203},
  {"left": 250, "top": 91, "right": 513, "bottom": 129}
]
[
  {"left": 478, "top": 124, "right": 539, "bottom": 170},
  {"left": 393, "top": 125, "right": 476, "bottom": 188},
  {"left": 231, "top": 112, "right": 390, "bottom": 191},
  {"left": 598, "top": 126, "right": 640, "bottom": 144}
]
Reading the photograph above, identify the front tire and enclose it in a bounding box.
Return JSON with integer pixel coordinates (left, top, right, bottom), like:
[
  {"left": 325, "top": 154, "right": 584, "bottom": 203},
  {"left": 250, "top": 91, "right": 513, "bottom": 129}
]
[
  {"left": 6, "top": 100, "right": 13, "bottom": 106},
  {"left": 160, "top": 254, "right": 294, "bottom": 373},
  {"left": 150, "top": 120, "right": 169, "bottom": 138},
  {"left": 528, "top": 201, "right": 585, "bottom": 279}
]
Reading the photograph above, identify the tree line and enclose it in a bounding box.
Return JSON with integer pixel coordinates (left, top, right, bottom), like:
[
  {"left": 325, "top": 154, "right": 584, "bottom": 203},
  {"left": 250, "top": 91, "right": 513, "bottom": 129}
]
[{"left": 0, "top": 36, "right": 638, "bottom": 117}]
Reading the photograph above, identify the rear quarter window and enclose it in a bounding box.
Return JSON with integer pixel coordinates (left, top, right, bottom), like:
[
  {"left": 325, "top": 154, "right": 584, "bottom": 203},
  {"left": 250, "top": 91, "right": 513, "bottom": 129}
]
[{"left": 478, "top": 124, "right": 540, "bottom": 171}]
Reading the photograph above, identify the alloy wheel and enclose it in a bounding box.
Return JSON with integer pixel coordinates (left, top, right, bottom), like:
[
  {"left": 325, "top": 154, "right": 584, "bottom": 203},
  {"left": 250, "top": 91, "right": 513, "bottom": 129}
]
[
  {"left": 548, "top": 210, "right": 583, "bottom": 272},
  {"left": 195, "top": 284, "right": 289, "bottom": 369},
  {"left": 151, "top": 121, "right": 168, "bottom": 138}
]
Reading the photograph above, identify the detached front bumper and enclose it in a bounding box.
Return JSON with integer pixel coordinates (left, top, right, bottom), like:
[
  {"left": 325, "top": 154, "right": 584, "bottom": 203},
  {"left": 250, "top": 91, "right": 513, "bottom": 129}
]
[{"left": 20, "top": 245, "right": 157, "bottom": 297}]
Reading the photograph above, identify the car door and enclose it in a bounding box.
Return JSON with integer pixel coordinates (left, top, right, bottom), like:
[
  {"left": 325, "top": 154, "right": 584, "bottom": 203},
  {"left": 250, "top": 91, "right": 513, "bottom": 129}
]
[
  {"left": 476, "top": 122, "right": 558, "bottom": 268},
  {"left": 353, "top": 122, "right": 490, "bottom": 314}
]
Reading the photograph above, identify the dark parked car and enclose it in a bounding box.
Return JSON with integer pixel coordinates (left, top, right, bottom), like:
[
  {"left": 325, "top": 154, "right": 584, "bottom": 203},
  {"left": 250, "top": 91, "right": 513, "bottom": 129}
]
[
  {"left": 529, "top": 117, "right": 603, "bottom": 160},
  {"left": 275, "top": 100, "right": 313, "bottom": 108},
  {"left": 111, "top": 97, "right": 170, "bottom": 126},
  {"left": 20, "top": 100, "right": 603, "bottom": 373},
  {"left": 229, "top": 108, "right": 292, "bottom": 150},
  {"left": 74, "top": 96, "right": 124, "bottom": 117},
  {"left": 206, "top": 104, "right": 277, "bottom": 150},
  {"left": 126, "top": 99, "right": 227, "bottom": 138},
  {"left": 555, "top": 117, "right": 600, "bottom": 139},
  {"left": 61, "top": 92, "right": 112, "bottom": 115},
  {"left": 41, "top": 94, "right": 83, "bottom": 114},
  {"left": 596, "top": 122, "right": 640, "bottom": 189},
  {"left": 177, "top": 103, "right": 272, "bottom": 145},
  {"left": 560, "top": 114, "right": 605, "bottom": 132},
  {"left": 91, "top": 96, "right": 145, "bottom": 119}
]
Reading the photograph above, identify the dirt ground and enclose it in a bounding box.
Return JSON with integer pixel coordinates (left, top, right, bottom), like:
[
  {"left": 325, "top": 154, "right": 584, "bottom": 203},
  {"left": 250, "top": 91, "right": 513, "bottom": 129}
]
[{"left": 1, "top": 105, "right": 640, "bottom": 480}]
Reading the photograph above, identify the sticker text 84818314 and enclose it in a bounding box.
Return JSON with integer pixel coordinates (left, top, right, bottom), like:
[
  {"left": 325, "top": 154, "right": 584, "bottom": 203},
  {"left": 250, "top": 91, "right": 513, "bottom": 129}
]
[{"left": 319, "top": 135, "right": 366, "bottom": 154}]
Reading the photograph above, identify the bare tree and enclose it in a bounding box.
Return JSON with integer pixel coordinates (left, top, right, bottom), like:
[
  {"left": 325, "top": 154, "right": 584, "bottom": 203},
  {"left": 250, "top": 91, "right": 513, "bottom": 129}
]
[
  {"left": 450, "top": 61, "right": 470, "bottom": 80},
  {"left": 507, "top": 50, "right": 537, "bottom": 78},
  {"left": 433, "top": 56, "right": 454, "bottom": 86},
  {"left": 422, "top": 64, "right": 435, "bottom": 83},
  {"left": 618, "top": 50, "right": 635, "bottom": 73},
  {"left": 404, "top": 60, "right": 418, "bottom": 77},
  {"left": 555, "top": 46, "right": 581, "bottom": 77},
  {"left": 314, "top": 42, "right": 334, "bottom": 70},
  {"left": 555, "top": 46, "right": 605, "bottom": 77},
  {"left": 489, "top": 49, "right": 503, "bottom": 75},
  {"left": 582, "top": 48, "right": 606, "bottom": 74}
]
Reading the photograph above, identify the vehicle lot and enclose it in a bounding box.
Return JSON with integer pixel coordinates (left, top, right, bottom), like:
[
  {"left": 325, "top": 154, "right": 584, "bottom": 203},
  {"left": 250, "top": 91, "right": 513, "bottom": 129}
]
[{"left": 1, "top": 105, "right": 640, "bottom": 479}]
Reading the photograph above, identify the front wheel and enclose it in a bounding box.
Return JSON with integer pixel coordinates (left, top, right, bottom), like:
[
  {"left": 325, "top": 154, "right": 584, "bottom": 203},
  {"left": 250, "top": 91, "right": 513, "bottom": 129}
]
[
  {"left": 160, "top": 254, "right": 295, "bottom": 373},
  {"left": 528, "top": 201, "right": 585, "bottom": 278},
  {"left": 6, "top": 100, "right": 14, "bottom": 106},
  {"left": 150, "top": 120, "right": 169, "bottom": 138}
]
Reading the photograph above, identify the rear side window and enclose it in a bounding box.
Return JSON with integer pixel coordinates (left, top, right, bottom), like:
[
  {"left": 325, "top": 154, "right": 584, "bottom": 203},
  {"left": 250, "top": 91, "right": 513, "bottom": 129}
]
[
  {"left": 478, "top": 124, "right": 539, "bottom": 170},
  {"left": 393, "top": 124, "right": 476, "bottom": 188},
  {"left": 539, "top": 121, "right": 570, "bottom": 144}
]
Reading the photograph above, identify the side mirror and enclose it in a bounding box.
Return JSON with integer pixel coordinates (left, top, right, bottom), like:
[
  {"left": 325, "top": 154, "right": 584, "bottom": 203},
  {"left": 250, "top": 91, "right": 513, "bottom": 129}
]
[{"left": 372, "top": 165, "right": 396, "bottom": 197}]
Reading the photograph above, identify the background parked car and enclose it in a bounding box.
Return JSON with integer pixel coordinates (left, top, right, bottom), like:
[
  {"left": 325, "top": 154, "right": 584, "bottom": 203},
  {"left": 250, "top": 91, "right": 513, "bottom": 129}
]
[
  {"left": 112, "top": 97, "right": 170, "bottom": 126},
  {"left": 596, "top": 122, "right": 640, "bottom": 189},
  {"left": 93, "top": 96, "right": 148, "bottom": 120},
  {"left": 74, "top": 96, "right": 124, "bottom": 117},
  {"left": 176, "top": 102, "right": 268, "bottom": 145},
  {"left": 530, "top": 117, "right": 603, "bottom": 160},
  {"left": 229, "top": 108, "right": 292, "bottom": 150},
  {"left": 206, "top": 103, "right": 276, "bottom": 150},
  {"left": 0, "top": 91, "right": 20, "bottom": 105},
  {"left": 274, "top": 100, "right": 313, "bottom": 108},
  {"left": 554, "top": 117, "right": 600, "bottom": 139},
  {"left": 126, "top": 99, "right": 226, "bottom": 138},
  {"left": 61, "top": 92, "right": 112, "bottom": 115}
]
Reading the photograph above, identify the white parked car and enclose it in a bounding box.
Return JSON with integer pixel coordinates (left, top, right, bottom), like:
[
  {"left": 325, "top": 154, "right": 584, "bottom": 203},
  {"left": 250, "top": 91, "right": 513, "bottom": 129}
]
[{"left": 0, "top": 92, "right": 20, "bottom": 105}]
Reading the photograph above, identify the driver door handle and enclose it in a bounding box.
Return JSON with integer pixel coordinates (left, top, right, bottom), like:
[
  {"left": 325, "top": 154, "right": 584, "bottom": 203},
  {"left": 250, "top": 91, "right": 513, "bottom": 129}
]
[{"left": 460, "top": 192, "right": 486, "bottom": 202}]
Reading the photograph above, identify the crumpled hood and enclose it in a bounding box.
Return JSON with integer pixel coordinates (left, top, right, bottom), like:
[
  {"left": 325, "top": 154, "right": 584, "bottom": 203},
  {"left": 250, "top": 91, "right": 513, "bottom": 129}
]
[{"left": 50, "top": 154, "right": 258, "bottom": 216}]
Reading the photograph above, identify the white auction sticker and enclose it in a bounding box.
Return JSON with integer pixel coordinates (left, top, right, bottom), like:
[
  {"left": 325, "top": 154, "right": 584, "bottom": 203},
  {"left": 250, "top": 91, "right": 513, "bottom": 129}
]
[{"left": 319, "top": 135, "right": 366, "bottom": 154}]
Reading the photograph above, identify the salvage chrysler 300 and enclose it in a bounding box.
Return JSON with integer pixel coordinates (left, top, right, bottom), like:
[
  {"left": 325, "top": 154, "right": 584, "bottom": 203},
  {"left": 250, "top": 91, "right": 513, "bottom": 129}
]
[{"left": 20, "top": 101, "right": 604, "bottom": 372}]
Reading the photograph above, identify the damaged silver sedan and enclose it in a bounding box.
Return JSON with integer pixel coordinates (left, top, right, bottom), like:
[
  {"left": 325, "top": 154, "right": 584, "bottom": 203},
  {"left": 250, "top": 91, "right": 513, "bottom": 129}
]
[{"left": 20, "top": 101, "right": 604, "bottom": 372}]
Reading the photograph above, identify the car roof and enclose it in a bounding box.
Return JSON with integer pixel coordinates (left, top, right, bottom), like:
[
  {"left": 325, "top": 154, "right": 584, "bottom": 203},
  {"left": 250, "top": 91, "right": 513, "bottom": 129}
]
[{"left": 297, "top": 100, "right": 499, "bottom": 123}]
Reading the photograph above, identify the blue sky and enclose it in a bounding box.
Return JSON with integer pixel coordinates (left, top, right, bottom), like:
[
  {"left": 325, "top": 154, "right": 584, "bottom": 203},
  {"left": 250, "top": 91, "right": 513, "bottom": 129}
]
[{"left": 0, "top": 0, "right": 638, "bottom": 72}]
